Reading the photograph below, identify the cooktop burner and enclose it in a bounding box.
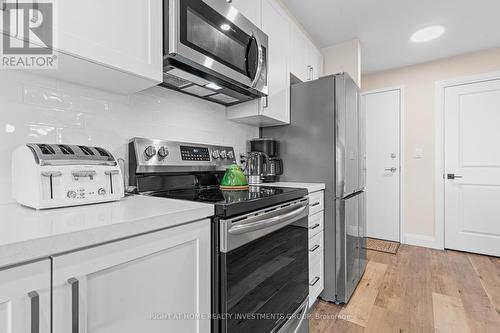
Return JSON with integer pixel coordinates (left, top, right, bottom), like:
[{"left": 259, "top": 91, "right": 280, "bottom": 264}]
[{"left": 147, "top": 186, "right": 308, "bottom": 218}]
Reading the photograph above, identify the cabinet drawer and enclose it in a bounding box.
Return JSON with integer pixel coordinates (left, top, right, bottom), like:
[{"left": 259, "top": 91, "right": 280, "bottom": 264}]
[
  {"left": 308, "top": 231, "right": 324, "bottom": 270},
  {"left": 308, "top": 191, "right": 324, "bottom": 215},
  {"left": 308, "top": 211, "right": 324, "bottom": 238},
  {"left": 309, "top": 257, "right": 324, "bottom": 308}
]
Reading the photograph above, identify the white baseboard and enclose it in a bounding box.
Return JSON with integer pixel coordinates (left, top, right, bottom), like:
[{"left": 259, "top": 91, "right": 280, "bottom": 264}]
[{"left": 403, "top": 233, "right": 444, "bottom": 250}]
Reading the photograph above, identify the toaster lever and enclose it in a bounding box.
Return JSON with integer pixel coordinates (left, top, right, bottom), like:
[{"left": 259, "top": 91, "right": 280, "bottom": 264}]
[
  {"left": 41, "top": 171, "right": 62, "bottom": 177},
  {"left": 105, "top": 170, "right": 119, "bottom": 194}
]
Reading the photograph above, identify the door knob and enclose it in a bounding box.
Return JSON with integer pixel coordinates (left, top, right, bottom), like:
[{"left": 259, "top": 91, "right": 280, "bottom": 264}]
[
  {"left": 385, "top": 167, "right": 397, "bottom": 173},
  {"left": 447, "top": 174, "right": 463, "bottom": 180}
]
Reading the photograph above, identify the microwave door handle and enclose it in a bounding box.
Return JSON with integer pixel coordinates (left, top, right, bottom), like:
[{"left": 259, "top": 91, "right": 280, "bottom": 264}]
[
  {"left": 228, "top": 204, "right": 308, "bottom": 235},
  {"left": 250, "top": 31, "right": 264, "bottom": 88}
]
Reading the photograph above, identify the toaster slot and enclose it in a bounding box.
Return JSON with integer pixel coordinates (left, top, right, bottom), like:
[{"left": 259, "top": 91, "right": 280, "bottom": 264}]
[
  {"left": 105, "top": 170, "right": 120, "bottom": 194},
  {"left": 41, "top": 171, "right": 62, "bottom": 200}
]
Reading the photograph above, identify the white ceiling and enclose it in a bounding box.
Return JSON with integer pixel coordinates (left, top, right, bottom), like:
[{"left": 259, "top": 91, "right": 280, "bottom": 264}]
[{"left": 281, "top": 0, "right": 500, "bottom": 74}]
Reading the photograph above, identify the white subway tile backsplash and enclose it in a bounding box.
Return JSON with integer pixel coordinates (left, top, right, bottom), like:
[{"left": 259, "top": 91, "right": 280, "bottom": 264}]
[
  {"left": 23, "top": 85, "right": 75, "bottom": 111},
  {"left": 0, "top": 72, "right": 259, "bottom": 205}
]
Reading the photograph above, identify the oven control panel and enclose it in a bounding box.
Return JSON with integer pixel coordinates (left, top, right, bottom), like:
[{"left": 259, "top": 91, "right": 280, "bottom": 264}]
[
  {"left": 130, "top": 138, "right": 236, "bottom": 173},
  {"left": 180, "top": 146, "right": 211, "bottom": 161}
]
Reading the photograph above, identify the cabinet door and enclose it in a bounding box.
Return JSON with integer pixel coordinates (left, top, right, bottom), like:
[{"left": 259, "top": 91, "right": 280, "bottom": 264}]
[
  {"left": 230, "top": 0, "right": 261, "bottom": 27},
  {"left": 308, "top": 46, "right": 323, "bottom": 80},
  {"left": 53, "top": 0, "right": 162, "bottom": 82},
  {"left": 261, "top": 0, "right": 290, "bottom": 124},
  {"left": 52, "top": 220, "right": 211, "bottom": 333},
  {"left": 289, "top": 25, "right": 309, "bottom": 82},
  {"left": 0, "top": 260, "right": 51, "bottom": 333}
]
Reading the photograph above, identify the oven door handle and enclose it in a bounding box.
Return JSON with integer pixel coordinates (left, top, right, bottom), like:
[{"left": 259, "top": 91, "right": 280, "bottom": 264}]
[{"left": 228, "top": 204, "right": 308, "bottom": 235}]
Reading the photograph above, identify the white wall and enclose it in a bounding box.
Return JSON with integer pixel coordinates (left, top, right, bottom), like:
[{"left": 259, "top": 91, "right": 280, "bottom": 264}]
[
  {"left": 0, "top": 71, "right": 258, "bottom": 205},
  {"left": 362, "top": 47, "right": 500, "bottom": 248},
  {"left": 322, "top": 39, "right": 361, "bottom": 87}
]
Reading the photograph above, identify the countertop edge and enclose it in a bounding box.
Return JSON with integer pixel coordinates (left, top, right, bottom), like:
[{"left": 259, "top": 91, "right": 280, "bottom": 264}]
[{"left": 0, "top": 203, "right": 213, "bottom": 270}]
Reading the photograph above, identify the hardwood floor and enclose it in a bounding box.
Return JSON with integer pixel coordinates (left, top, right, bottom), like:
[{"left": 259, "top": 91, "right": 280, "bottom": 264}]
[{"left": 310, "top": 245, "right": 500, "bottom": 333}]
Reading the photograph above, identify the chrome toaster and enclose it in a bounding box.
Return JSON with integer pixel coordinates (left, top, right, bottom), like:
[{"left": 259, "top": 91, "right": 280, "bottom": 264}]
[{"left": 12, "top": 144, "right": 124, "bottom": 209}]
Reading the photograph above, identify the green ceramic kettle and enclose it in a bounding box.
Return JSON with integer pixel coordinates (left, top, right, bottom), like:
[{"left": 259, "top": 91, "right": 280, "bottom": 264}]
[{"left": 220, "top": 164, "right": 248, "bottom": 187}]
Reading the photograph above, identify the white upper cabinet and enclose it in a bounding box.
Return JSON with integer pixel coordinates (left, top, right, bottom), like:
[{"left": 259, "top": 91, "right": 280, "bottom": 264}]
[
  {"left": 308, "top": 42, "right": 324, "bottom": 80},
  {"left": 290, "top": 26, "right": 323, "bottom": 82},
  {"left": 227, "top": 0, "right": 324, "bottom": 126},
  {"left": 290, "top": 26, "right": 311, "bottom": 82},
  {"left": 260, "top": 0, "right": 290, "bottom": 124},
  {"left": 55, "top": 0, "right": 162, "bottom": 84},
  {"left": 1, "top": 0, "right": 163, "bottom": 94},
  {"left": 227, "top": 0, "right": 291, "bottom": 127},
  {"left": 230, "top": 0, "right": 262, "bottom": 27}
]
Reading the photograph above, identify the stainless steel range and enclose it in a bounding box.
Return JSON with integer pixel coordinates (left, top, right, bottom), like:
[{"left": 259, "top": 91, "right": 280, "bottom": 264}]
[{"left": 129, "top": 138, "right": 310, "bottom": 333}]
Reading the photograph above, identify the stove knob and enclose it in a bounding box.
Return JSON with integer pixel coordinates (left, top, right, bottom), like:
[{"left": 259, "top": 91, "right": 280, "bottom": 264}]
[
  {"left": 98, "top": 188, "right": 106, "bottom": 196},
  {"left": 220, "top": 150, "right": 227, "bottom": 159},
  {"left": 67, "top": 190, "right": 77, "bottom": 199},
  {"left": 158, "top": 146, "right": 169, "bottom": 159},
  {"left": 144, "top": 146, "right": 156, "bottom": 160},
  {"left": 212, "top": 150, "right": 220, "bottom": 159},
  {"left": 227, "top": 151, "right": 234, "bottom": 159}
]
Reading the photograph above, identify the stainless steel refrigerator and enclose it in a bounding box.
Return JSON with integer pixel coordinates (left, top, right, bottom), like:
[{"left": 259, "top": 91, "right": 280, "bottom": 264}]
[{"left": 262, "top": 73, "right": 367, "bottom": 303}]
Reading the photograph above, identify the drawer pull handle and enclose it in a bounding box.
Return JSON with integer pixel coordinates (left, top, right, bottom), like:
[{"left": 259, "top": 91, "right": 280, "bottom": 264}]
[
  {"left": 309, "top": 223, "right": 320, "bottom": 230},
  {"left": 310, "top": 202, "right": 320, "bottom": 207},
  {"left": 68, "top": 278, "right": 79, "bottom": 333},
  {"left": 309, "top": 244, "right": 320, "bottom": 252},
  {"left": 309, "top": 277, "right": 320, "bottom": 286},
  {"left": 28, "top": 291, "right": 39, "bottom": 333}
]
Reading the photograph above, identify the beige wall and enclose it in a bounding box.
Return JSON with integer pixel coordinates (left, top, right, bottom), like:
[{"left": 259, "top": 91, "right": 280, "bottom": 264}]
[
  {"left": 322, "top": 39, "right": 361, "bottom": 87},
  {"left": 362, "top": 47, "right": 500, "bottom": 245}
]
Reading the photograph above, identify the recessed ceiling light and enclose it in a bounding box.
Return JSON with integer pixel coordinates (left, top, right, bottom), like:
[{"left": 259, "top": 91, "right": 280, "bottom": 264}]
[
  {"left": 206, "top": 82, "right": 222, "bottom": 90},
  {"left": 410, "top": 25, "right": 445, "bottom": 43},
  {"left": 220, "top": 23, "right": 231, "bottom": 31}
]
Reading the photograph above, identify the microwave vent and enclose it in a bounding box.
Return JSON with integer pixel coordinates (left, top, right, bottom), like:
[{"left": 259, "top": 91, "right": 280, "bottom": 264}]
[
  {"left": 163, "top": 73, "right": 191, "bottom": 88},
  {"left": 209, "top": 93, "right": 239, "bottom": 104},
  {"left": 181, "top": 85, "right": 215, "bottom": 97}
]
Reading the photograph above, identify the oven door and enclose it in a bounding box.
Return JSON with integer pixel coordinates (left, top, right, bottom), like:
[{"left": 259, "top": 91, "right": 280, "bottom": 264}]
[
  {"left": 219, "top": 199, "right": 309, "bottom": 333},
  {"left": 167, "top": 0, "right": 268, "bottom": 94}
]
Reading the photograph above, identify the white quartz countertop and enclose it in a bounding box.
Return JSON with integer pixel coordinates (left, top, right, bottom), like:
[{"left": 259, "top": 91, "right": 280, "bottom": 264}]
[
  {"left": 260, "top": 182, "right": 326, "bottom": 194},
  {"left": 0, "top": 195, "right": 214, "bottom": 269}
]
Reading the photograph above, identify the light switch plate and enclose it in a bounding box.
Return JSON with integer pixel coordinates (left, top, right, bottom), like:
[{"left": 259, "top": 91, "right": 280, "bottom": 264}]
[{"left": 415, "top": 148, "right": 424, "bottom": 159}]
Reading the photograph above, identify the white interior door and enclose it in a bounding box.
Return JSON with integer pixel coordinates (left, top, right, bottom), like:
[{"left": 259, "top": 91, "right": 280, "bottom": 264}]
[
  {"left": 362, "top": 89, "right": 401, "bottom": 242},
  {"left": 444, "top": 78, "right": 500, "bottom": 257}
]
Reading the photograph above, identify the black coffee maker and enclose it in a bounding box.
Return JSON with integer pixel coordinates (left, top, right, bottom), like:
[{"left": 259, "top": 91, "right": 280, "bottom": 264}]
[{"left": 250, "top": 138, "right": 283, "bottom": 183}]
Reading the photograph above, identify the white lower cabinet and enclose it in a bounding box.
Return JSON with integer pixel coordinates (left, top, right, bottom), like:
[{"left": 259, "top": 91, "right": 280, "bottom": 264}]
[
  {"left": 0, "top": 259, "right": 51, "bottom": 333},
  {"left": 308, "top": 191, "right": 325, "bottom": 308},
  {"left": 52, "top": 220, "right": 211, "bottom": 333}
]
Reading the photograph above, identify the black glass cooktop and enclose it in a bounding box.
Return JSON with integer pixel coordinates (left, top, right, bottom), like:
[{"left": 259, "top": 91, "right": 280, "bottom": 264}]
[{"left": 149, "top": 186, "right": 308, "bottom": 218}]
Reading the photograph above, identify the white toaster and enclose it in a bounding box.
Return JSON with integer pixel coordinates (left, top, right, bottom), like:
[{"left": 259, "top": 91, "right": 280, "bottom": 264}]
[{"left": 12, "top": 144, "right": 124, "bottom": 209}]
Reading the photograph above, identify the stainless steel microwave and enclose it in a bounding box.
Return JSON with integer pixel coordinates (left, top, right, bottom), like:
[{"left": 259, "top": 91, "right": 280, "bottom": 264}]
[{"left": 162, "top": 0, "right": 269, "bottom": 106}]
